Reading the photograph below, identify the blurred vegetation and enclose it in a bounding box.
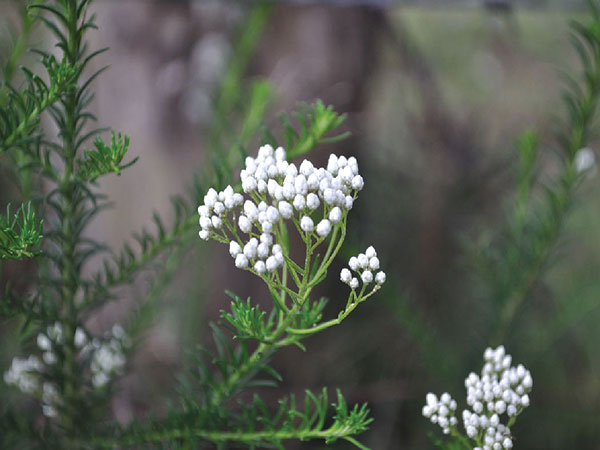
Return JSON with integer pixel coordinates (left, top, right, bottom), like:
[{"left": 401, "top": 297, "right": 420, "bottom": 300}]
[{"left": 1, "top": 0, "right": 600, "bottom": 449}]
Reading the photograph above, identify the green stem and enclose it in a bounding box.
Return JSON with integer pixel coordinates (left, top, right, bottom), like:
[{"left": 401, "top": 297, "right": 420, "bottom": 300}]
[
  {"left": 450, "top": 427, "right": 472, "bottom": 450},
  {"left": 89, "top": 422, "right": 365, "bottom": 449}
]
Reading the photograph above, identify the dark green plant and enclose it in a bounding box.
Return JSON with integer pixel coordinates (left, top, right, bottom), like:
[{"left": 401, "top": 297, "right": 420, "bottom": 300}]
[{"left": 0, "top": 1, "right": 379, "bottom": 448}]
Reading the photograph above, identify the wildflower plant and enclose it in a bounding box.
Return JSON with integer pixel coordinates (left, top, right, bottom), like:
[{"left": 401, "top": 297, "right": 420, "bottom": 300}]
[
  {"left": 424, "top": 347, "right": 532, "bottom": 450},
  {"left": 0, "top": 1, "right": 383, "bottom": 448}
]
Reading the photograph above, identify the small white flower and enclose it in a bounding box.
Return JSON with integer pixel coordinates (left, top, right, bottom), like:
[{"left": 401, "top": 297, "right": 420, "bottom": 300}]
[
  {"left": 369, "top": 256, "right": 380, "bottom": 270},
  {"left": 300, "top": 216, "right": 314, "bottom": 232},
  {"left": 351, "top": 175, "right": 364, "bottom": 190},
  {"left": 340, "top": 268, "right": 352, "bottom": 283},
  {"left": 37, "top": 334, "right": 52, "bottom": 351},
  {"left": 229, "top": 241, "right": 242, "bottom": 257},
  {"left": 375, "top": 271, "right": 386, "bottom": 285},
  {"left": 349, "top": 277, "right": 359, "bottom": 289},
  {"left": 306, "top": 193, "right": 320, "bottom": 210},
  {"left": 265, "top": 256, "right": 279, "bottom": 272},
  {"left": 243, "top": 241, "right": 257, "bottom": 259},
  {"left": 293, "top": 194, "right": 306, "bottom": 211},
  {"left": 365, "top": 246, "right": 377, "bottom": 258},
  {"left": 357, "top": 253, "right": 369, "bottom": 268},
  {"left": 349, "top": 257, "right": 359, "bottom": 271},
  {"left": 361, "top": 270, "right": 373, "bottom": 283},
  {"left": 235, "top": 254, "right": 249, "bottom": 269},
  {"left": 316, "top": 219, "right": 332, "bottom": 237},
  {"left": 238, "top": 215, "right": 252, "bottom": 234},
  {"left": 344, "top": 195, "right": 354, "bottom": 210},
  {"left": 329, "top": 207, "right": 342, "bottom": 224},
  {"left": 75, "top": 328, "right": 87, "bottom": 348},
  {"left": 254, "top": 260, "right": 266, "bottom": 274},
  {"left": 199, "top": 216, "right": 212, "bottom": 230},
  {"left": 257, "top": 242, "right": 269, "bottom": 259},
  {"left": 279, "top": 201, "right": 293, "bottom": 219},
  {"left": 197, "top": 205, "right": 209, "bottom": 217},
  {"left": 199, "top": 230, "right": 209, "bottom": 240},
  {"left": 43, "top": 352, "right": 57, "bottom": 365},
  {"left": 211, "top": 216, "right": 222, "bottom": 228},
  {"left": 575, "top": 147, "right": 595, "bottom": 173}
]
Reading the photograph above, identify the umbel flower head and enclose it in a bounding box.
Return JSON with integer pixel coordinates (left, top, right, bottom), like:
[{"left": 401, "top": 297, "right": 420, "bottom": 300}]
[
  {"left": 197, "top": 145, "right": 368, "bottom": 278},
  {"left": 423, "top": 346, "right": 532, "bottom": 450}
]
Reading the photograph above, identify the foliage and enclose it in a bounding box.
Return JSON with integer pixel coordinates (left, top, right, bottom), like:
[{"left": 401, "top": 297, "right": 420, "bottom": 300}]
[
  {"left": 0, "top": 202, "right": 42, "bottom": 260},
  {"left": 0, "top": 1, "right": 377, "bottom": 449}
]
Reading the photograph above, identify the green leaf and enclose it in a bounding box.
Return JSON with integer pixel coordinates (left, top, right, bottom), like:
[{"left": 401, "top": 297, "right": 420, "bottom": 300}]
[
  {"left": 77, "top": 131, "right": 138, "bottom": 181},
  {"left": 0, "top": 202, "right": 43, "bottom": 260}
]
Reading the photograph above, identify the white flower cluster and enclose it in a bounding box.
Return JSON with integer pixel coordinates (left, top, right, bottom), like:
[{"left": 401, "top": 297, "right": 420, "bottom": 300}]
[
  {"left": 422, "top": 392, "right": 458, "bottom": 434},
  {"left": 423, "top": 346, "right": 532, "bottom": 450},
  {"left": 462, "top": 346, "right": 532, "bottom": 450},
  {"left": 89, "top": 324, "right": 128, "bottom": 388},
  {"left": 340, "top": 246, "right": 386, "bottom": 291},
  {"left": 3, "top": 355, "right": 42, "bottom": 395},
  {"left": 3, "top": 323, "right": 129, "bottom": 417},
  {"left": 197, "top": 145, "right": 366, "bottom": 274}
]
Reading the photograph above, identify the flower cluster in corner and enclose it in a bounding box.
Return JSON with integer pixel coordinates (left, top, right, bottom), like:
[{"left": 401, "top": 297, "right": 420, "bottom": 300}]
[
  {"left": 197, "top": 145, "right": 366, "bottom": 278},
  {"left": 423, "top": 346, "right": 532, "bottom": 450},
  {"left": 3, "top": 323, "right": 129, "bottom": 418}
]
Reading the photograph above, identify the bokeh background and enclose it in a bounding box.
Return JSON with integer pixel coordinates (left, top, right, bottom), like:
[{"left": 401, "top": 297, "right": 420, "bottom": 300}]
[{"left": 1, "top": 0, "right": 600, "bottom": 448}]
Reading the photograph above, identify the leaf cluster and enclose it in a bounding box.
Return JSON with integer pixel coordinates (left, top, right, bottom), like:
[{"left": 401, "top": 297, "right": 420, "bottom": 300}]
[
  {"left": 77, "top": 131, "right": 138, "bottom": 181},
  {"left": 0, "top": 54, "right": 76, "bottom": 152},
  {"left": 262, "top": 99, "right": 350, "bottom": 159},
  {"left": 0, "top": 202, "right": 42, "bottom": 260}
]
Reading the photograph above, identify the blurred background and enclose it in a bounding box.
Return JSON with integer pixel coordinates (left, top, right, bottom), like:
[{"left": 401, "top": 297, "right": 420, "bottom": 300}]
[{"left": 1, "top": 0, "right": 600, "bottom": 448}]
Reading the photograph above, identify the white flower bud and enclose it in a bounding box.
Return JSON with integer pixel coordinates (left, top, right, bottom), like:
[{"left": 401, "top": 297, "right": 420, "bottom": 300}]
[
  {"left": 351, "top": 175, "right": 364, "bottom": 190},
  {"left": 43, "top": 352, "right": 57, "bottom": 365},
  {"left": 75, "top": 328, "right": 87, "bottom": 348},
  {"left": 254, "top": 260, "right": 266, "bottom": 274},
  {"left": 199, "top": 216, "right": 212, "bottom": 230},
  {"left": 293, "top": 194, "right": 306, "bottom": 211},
  {"left": 299, "top": 160, "right": 314, "bottom": 176},
  {"left": 37, "top": 334, "right": 51, "bottom": 351},
  {"left": 199, "top": 230, "right": 209, "bottom": 240},
  {"left": 349, "top": 278, "right": 359, "bottom": 289},
  {"left": 265, "top": 256, "right": 278, "bottom": 272},
  {"left": 213, "top": 202, "right": 225, "bottom": 215},
  {"left": 238, "top": 215, "right": 252, "bottom": 234},
  {"left": 229, "top": 241, "right": 242, "bottom": 257},
  {"left": 375, "top": 271, "right": 386, "bottom": 285},
  {"left": 279, "top": 201, "right": 293, "bottom": 219},
  {"left": 349, "top": 257, "right": 359, "bottom": 271},
  {"left": 300, "top": 216, "right": 314, "bottom": 232},
  {"left": 257, "top": 243, "right": 269, "bottom": 259},
  {"left": 197, "top": 205, "right": 209, "bottom": 217},
  {"left": 369, "top": 256, "right": 380, "bottom": 270},
  {"left": 329, "top": 207, "right": 343, "bottom": 224},
  {"left": 340, "top": 268, "right": 352, "bottom": 283},
  {"left": 323, "top": 188, "right": 336, "bottom": 205},
  {"left": 211, "top": 216, "right": 222, "bottom": 229},
  {"left": 316, "top": 219, "right": 332, "bottom": 237},
  {"left": 266, "top": 206, "right": 279, "bottom": 223},
  {"left": 306, "top": 193, "right": 320, "bottom": 210},
  {"left": 345, "top": 195, "right": 354, "bottom": 210},
  {"left": 357, "top": 253, "right": 369, "bottom": 268},
  {"left": 235, "top": 254, "right": 249, "bottom": 269},
  {"left": 257, "top": 180, "right": 267, "bottom": 193}
]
